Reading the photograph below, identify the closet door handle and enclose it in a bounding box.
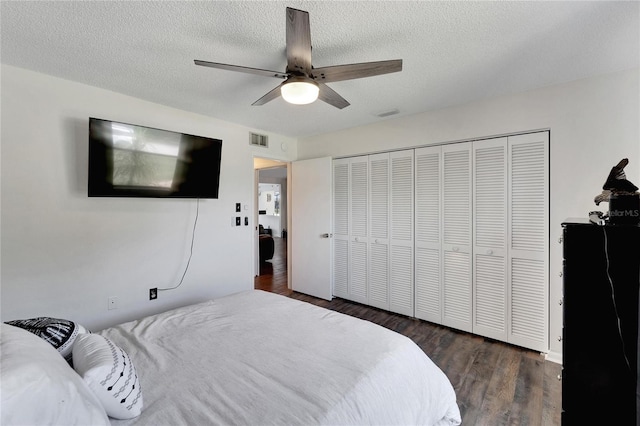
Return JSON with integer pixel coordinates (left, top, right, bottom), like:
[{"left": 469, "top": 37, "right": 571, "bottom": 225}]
[{"left": 486, "top": 249, "right": 493, "bottom": 255}]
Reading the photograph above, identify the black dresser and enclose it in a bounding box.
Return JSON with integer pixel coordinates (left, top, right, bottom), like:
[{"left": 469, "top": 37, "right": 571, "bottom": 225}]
[{"left": 562, "top": 219, "right": 640, "bottom": 425}]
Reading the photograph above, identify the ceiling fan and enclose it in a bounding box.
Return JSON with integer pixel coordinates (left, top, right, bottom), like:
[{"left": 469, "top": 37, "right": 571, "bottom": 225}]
[{"left": 194, "top": 7, "right": 402, "bottom": 109}]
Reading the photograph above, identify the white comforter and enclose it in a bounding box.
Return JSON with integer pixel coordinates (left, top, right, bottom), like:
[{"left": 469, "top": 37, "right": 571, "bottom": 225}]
[{"left": 99, "top": 290, "right": 461, "bottom": 425}]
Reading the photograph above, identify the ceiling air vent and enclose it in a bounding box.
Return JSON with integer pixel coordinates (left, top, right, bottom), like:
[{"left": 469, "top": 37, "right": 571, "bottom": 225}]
[
  {"left": 250, "top": 132, "right": 269, "bottom": 148},
  {"left": 376, "top": 109, "right": 400, "bottom": 118}
]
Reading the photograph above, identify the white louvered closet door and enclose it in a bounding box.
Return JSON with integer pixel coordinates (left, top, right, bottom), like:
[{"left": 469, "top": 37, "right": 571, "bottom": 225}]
[
  {"left": 389, "top": 150, "right": 414, "bottom": 316},
  {"left": 508, "top": 132, "right": 549, "bottom": 352},
  {"left": 442, "top": 142, "right": 473, "bottom": 332},
  {"left": 349, "top": 156, "right": 369, "bottom": 304},
  {"left": 368, "top": 153, "right": 390, "bottom": 310},
  {"left": 414, "top": 146, "right": 442, "bottom": 323},
  {"left": 473, "top": 138, "right": 508, "bottom": 341},
  {"left": 332, "top": 158, "right": 349, "bottom": 299}
]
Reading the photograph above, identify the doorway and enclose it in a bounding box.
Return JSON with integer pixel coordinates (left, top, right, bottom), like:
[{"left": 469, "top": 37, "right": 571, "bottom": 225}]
[
  {"left": 253, "top": 156, "right": 333, "bottom": 300},
  {"left": 253, "top": 159, "right": 289, "bottom": 294}
]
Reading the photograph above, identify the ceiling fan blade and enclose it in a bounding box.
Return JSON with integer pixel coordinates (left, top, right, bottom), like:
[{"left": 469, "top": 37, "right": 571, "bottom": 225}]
[
  {"left": 252, "top": 84, "right": 283, "bottom": 106},
  {"left": 194, "top": 60, "right": 288, "bottom": 79},
  {"left": 286, "top": 7, "right": 312, "bottom": 75},
  {"left": 311, "top": 59, "right": 402, "bottom": 83},
  {"left": 318, "top": 83, "right": 350, "bottom": 109}
]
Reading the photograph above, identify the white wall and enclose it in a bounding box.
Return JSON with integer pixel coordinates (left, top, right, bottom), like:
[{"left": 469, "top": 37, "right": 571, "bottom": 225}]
[
  {"left": 297, "top": 67, "right": 640, "bottom": 362},
  {"left": 0, "top": 65, "right": 296, "bottom": 330}
]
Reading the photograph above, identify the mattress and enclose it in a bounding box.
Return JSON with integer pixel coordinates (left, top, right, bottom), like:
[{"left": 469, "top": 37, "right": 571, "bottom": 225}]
[{"left": 99, "top": 290, "right": 461, "bottom": 425}]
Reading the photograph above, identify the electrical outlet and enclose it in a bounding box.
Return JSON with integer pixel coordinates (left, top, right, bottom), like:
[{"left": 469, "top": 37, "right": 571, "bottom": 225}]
[
  {"left": 235, "top": 202, "right": 241, "bottom": 212},
  {"left": 149, "top": 288, "right": 158, "bottom": 300},
  {"left": 108, "top": 296, "right": 118, "bottom": 310},
  {"left": 235, "top": 216, "right": 241, "bottom": 226}
]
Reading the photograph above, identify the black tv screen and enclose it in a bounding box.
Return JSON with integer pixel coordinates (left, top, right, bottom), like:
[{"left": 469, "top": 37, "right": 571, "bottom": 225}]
[{"left": 88, "top": 118, "right": 222, "bottom": 198}]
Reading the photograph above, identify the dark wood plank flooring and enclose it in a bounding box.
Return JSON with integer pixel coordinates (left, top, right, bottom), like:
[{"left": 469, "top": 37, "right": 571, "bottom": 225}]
[{"left": 255, "top": 237, "right": 562, "bottom": 425}]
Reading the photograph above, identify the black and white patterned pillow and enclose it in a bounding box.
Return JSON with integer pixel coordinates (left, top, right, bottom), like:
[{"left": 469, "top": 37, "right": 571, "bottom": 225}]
[
  {"left": 4, "top": 317, "right": 88, "bottom": 365},
  {"left": 72, "top": 334, "right": 143, "bottom": 419}
]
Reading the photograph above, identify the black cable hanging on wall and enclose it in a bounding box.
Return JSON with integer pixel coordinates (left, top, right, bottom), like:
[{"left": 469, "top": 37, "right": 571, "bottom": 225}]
[{"left": 159, "top": 198, "right": 200, "bottom": 292}]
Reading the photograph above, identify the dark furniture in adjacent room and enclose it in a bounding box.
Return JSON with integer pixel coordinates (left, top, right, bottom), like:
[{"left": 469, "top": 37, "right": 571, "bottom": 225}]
[
  {"left": 562, "top": 219, "right": 640, "bottom": 425},
  {"left": 259, "top": 225, "right": 274, "bottom": 262}
]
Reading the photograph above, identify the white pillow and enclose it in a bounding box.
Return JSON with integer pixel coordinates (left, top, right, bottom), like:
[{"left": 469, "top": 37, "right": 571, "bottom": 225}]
[
  {"left": 73, "top": 333, "right": 143, "bottom": 419},
  {"left": 0, "top": 323, "right": 109, "bottom": 426}
]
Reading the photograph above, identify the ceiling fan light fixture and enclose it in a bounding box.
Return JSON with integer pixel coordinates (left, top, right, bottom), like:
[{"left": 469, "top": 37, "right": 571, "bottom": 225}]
[{"left": 281, "top": 79, "right": 319, "bottom": 105}]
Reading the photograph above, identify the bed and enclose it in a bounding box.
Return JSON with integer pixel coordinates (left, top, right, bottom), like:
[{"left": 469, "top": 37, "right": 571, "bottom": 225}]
[{"left": 2, "top": 290, "right": 461, "bottom": 425}]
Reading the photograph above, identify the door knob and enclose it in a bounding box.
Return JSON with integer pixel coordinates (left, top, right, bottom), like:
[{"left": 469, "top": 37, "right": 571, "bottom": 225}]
[{"left": 321, "top": 233, "right": 332, "bottom": 238}]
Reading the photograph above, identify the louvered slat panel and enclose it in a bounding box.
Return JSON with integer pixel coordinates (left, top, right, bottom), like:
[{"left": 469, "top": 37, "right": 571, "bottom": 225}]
[
  {"left": 369, "top": 155, "right": 389, "bottom": 239},
  {"left": 443, "top": 149, "right": 470, "bottom": 246},
  {"left": 350, "top": 159, "right": 368, "bottom": 238},
  {"left": 333, "top": 159, "right": 350, "bottom": 299},
  {"left": 510, "top": 258, "right": 546, "bottom": 344},
  {"left": 472, "top": 139, "right": 507, "bottom": 341},
  {"left": 415, "top": 146, "right": 441, "bottom": 323},
  {"left": 346, "top": 156, "right": 368, "bottom": 304},
  {"left": 511, "top": 142, "right": 546, "bottom": 252},
  {"left": 369, "top": 243, "right": 389, "bottom": 309},
  {"left": 390, "top": 245, "right": 413, "bottom": 315},
  {"left": 475, "top": 145, "right": 505, "bottom": 248},
  {"left": 333, "top": 161, "right": 349, "bottom": 236},
  {"left": 415, "top": 150, "right": 440, "bottom": 244},
  {"left": 390, "top": 155, "right": 413, "bottom": 242},
  {"left": 368, "top": 153, "right": 389, "bottom": 310},
  {"left": 474, "top": 254, "right": 506, "bottom": 335},
  {"left": 350, "top": 240, "right": 368, "bottom": 302},
  {"left": 389, "top": 151, "right": 413, "bottom": 316},
  {"left": 442, "top": 143, "right": 471, "bottom": 332},
  {"left": 415, "top": 247, "right": 441, "bottom": 322},
  {"left": 443, "top": 251, "right": 472, "bottom": 332},
  {"left": 333, "top": 239, "right": 349, "bottom": 298},
  {"left": 508, "top": 132, "right": 548, "bottom": 352}
]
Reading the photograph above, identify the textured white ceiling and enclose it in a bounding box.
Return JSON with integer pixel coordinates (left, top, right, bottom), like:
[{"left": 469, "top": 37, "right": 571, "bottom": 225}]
[{"left": 2, "top": 1, "right": 638, "bottom": 138}]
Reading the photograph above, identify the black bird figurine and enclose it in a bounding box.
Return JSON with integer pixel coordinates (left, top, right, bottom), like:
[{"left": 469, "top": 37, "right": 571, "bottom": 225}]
[
  {"left": 594, "top": 158, "right": 638, "bottom": 205},
  {"left": 603, "top": 158, "right": 638, "bottom": 193}
]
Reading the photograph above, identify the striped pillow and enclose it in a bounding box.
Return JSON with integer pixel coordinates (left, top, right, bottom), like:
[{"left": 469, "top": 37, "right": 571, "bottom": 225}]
[{"left": 4, "top": 317, "right": 88, "bottom": 365}]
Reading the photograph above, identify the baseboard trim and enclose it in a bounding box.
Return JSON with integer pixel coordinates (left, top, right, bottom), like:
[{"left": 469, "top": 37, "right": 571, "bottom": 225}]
[{"left": 546, "top": 350, "right": 562, "bottom": 365}]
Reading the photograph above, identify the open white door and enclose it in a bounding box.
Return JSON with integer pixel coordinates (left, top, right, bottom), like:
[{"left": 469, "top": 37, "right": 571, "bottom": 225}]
[{"left": 291, "top": 157, "right": 333, "bottom": 300}]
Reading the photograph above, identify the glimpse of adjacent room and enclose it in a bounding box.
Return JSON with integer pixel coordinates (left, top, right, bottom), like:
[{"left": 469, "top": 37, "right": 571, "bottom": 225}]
[{"left": 254, "top": 160, "right": 289, "bottom": 295}]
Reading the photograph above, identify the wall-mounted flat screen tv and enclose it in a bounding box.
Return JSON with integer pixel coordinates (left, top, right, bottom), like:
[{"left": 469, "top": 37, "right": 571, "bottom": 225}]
[{"left": 88, "top": 118, "right": 222, "bottom": 198}]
